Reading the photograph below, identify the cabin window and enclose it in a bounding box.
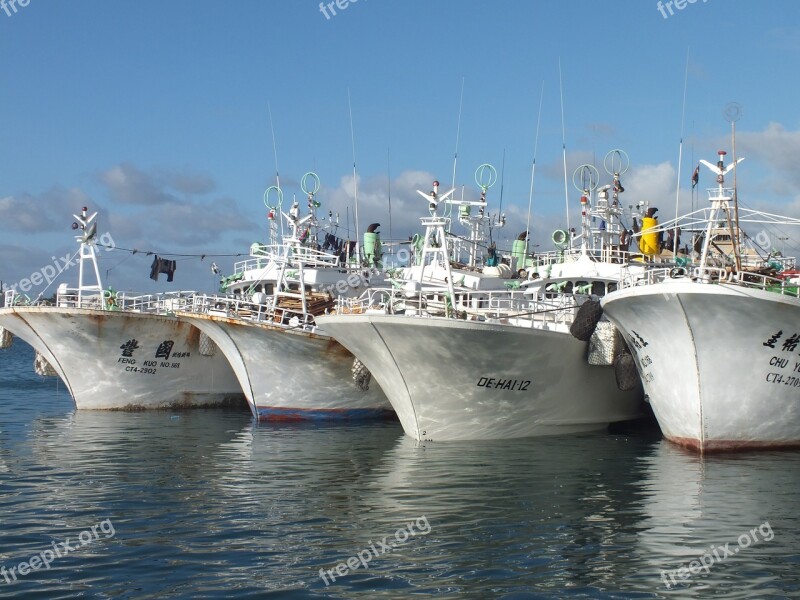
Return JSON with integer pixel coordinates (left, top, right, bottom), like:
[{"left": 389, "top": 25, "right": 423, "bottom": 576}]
[{"left": 592, "top": 281, "right": 606, "bottom": 297}]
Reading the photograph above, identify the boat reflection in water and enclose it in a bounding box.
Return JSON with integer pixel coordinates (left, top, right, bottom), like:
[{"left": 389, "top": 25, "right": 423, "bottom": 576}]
[{"left": 2, "top": 394, "right": 798, "bottom": 596}]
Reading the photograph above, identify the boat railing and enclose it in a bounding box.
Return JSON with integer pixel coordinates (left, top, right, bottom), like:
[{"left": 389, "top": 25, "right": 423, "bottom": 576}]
[
  {"left": 182, "top": 293, "right": 273, "bottom": 320},
  {"left": 526, "top": 248, "right": 645, "bottom": 270},
  {"left": 113, "top": 291, "right": 200, "bottom": 313},
  {"left": 739, "top": 253, "right": 796, "bottom": 271},
  {"left": 50, "top": 288, "right": 200, "bottom": 313},
  {"left": 618, "top": 268, "right": 672, "bottom": 289},
  {"left": 233, "top": 244, "right": 341, "bottom": 274},
  {"left": 332, "top": 285, "right": 579, "bottom": 327},
  {"left": 616, "top": 265, "right": 799, "bottom": 298},
  {"left": 3, "top": 289, "right": 36, "bottom": 308},
  {"left": 55, "top": 288, "right": 106, "bottom": 309},
  {"left": 233, "top": 257, "right": 273, "bottom": 274},
  {"left": 734, "top": 271, "right": 800, "bottom": 298},
  {"left": 482, "top": 290, "right": 577, "bottom": 328},
  {"left": 529, "top": 250, "right": 578, "bottom": 267},
  {"left": 103, "top": 291, "right": 186, "bottom": 313},
  {"left": 334, "top": 287, "right": 396, "bottom": 314},
  {"left": 180, "top": 293, "right": 319, "bottom": 332}
]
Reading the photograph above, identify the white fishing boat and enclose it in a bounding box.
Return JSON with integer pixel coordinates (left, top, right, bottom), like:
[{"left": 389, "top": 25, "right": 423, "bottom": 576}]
[
  {"left": 177, "top": 173, "right": 394, "bottom": 421},
  {"left": 601, "top": 149, "right": 800, "bottom": 451},
  {"left": 0, "top": 207, "right": 244, "bottom": 410},
  {"left": 316, "top": 155, "right": 646, "bottom": 441}
]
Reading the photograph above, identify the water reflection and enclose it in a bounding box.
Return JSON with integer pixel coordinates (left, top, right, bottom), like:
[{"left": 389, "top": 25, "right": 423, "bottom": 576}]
[
  {"left": 0, "top": 342, "right": 798, "bottom": 598},
  {"left": 635, "top": 444, "right": 800, "bottom": 597}
]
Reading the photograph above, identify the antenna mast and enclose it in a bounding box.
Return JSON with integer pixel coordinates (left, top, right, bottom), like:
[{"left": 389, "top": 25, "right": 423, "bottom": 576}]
[
  {"left": 525, "top": 81, "right": 545, "bottom": 260},
  {"left": 347, "top": 89, "right": 361, "bottom": 264},
  {"left": 673, "top": 48, "right": 690, "bottom": 256},
  {"left": 265, "top": 103, "right": 284, "bottom": 243},
  {"left": 726, "top": 102, "right": 743, "bottom": 271},
  {"left": 387, "top": 147, "right": 393, "bottom": 242},
  {"left": 451, "top": 76, "right": 465, "bottom": 192},
  {"left": 559, "top": 58, "right": 571, "bottom": 237}
]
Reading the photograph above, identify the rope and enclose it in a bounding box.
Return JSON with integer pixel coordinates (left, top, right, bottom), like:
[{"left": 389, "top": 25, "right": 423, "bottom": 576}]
[{"left": 95, "top": 243, "right": 248, "bottom": 258}]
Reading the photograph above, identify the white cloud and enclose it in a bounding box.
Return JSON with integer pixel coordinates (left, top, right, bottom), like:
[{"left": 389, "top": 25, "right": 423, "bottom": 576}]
[
  {"left": 621, "top": 161, "right": 681, "bottom": 218},
  {"left": 96, "top": 163, "right": 257, "bottom": 246},
  {"left": 0, "top": 187, "right": 92, "bottom": 233},
  {"left": 98, "top": 163, "right": 216, "bottom": 205},
  {"left": 320, "top": 169, "right": 439, "bottom": 241},
  {"left": 149, "top": 196, "right": 256, "bottom": 246},
  {"left": 734, "top": 122, "right": 800, "bottom": 194}
]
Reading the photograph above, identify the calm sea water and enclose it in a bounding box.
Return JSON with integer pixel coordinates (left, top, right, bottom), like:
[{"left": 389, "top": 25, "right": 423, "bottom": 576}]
[{"left": 0, "top": 341, "right": 798, "bottom": 599}]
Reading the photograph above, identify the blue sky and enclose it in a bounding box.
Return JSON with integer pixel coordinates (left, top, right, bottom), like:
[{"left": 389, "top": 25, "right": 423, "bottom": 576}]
[{"left": 1, "top": 0, "right": 799, "bottom": 295}]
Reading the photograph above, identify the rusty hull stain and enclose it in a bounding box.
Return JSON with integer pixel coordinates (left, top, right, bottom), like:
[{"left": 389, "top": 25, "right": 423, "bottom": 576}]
[{"left": 110, "top": 394, "right": 247, "bottom": 412}]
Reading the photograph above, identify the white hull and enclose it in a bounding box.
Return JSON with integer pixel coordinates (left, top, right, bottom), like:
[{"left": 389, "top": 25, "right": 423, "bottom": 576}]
[
  {"left": 0, "top": 307, "right": 244, "bottom": 410},
  {"left": 602, "top": 281, "right": 800, "bottom": 451},
  {"left": 179, "top": 314, "right": 394, "bottom": 420},
  {"left": 316, "top": 314, "right": 644, "bottom": 441}
]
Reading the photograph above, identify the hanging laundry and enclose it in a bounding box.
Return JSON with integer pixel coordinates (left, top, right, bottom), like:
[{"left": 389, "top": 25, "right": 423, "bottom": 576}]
[
  {"left": 149, "top": 256, "right": 177, "bottom": 282},
  {"left": 322, "top": 232, "right": 340, "bottom": 252},
  {"left": 338, "top": 240, "right": 357, "bottom": 264}
]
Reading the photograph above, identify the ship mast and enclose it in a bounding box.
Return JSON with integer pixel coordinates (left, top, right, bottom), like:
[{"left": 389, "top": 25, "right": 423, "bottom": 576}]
[
  {"left": 726, "top": 102, "right": 743, "bottom": 272},
  {"left": 572, "top": 163, "right": 599, "bottom": 257},
  {"left": 72, "top": 207, "right": 103, "bottom": 306},
  {"left": 415, "top": 180, "right": 458, "bottom": 317},
  {"left": 697, "top": 150, "right": 744, "bottom": 271}
]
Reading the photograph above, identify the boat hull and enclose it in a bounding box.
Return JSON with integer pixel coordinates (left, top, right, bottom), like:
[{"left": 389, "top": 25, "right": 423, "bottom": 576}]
[
  {"left": 179, "top": 314, "right": 394, "bottom": 421},
  {"left": 0, "top": 307, "right": 244, "bottom": 410},
  {"left": 601, "top": 281, "right": 800, "bottom": 451},
  {"left": 315, "top": 314, "right": 644, "bottom": 441}
]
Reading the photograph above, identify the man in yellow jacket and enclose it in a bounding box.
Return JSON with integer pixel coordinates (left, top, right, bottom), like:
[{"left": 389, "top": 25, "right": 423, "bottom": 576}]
[{"left": 634, "top": 207, "right": 662, "bottom": 257}]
